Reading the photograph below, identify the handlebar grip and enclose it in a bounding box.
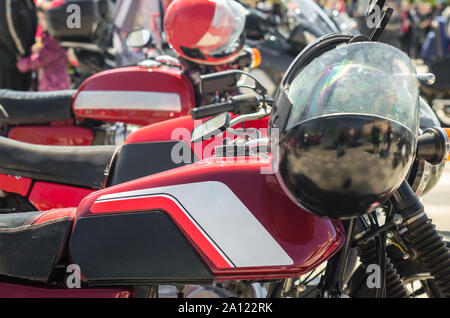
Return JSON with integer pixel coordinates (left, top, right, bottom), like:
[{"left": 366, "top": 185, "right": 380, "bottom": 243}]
[
  {"left": 190, "top": 101, "right": 234, "bottom": 120},
  {"left": 417, "top": 127, "right": 450, "bottom": 164},
  {"left": 191, "top": 95, "right": 261, "bottom": 120}
]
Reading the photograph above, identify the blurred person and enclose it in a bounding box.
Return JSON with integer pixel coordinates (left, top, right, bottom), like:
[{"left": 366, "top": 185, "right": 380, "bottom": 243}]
[
  {"left": 379, "top": 0, "right": 403, "bottom": 48},
  {"left": 444, "top": 6, "right": 450, "bottom": 41},
  {"left": 443, "top": 4, "right": 450, "bottom": 18},
  {"left": 400, "top": 0, "right": 420, "bottom": 56},
  {"left": 0, "top": 0, "right": 37, "bottom": 90},
  {"left": 433, "top": 0, "right": 447, "bottom": 17},
  {"left": 400, "top": 0, "right": 411, "bottom": 53},
  {"left": 347, "top": 0, "right": 359, "bottom": 17},
  {"left": 272, "top": 0, "right": 284, "bottom": 17},
  {"left": 322, "top": 0, "right": 347, "bottom": 13},
  {"left": 416, "top": 1, "right": 434, "bottom": 46},
  {"left": 16, "top": 6, "right": 70, "bottom": 91},
  {"left": 406, "top": 1, "right": 423, "bottom": 57}
]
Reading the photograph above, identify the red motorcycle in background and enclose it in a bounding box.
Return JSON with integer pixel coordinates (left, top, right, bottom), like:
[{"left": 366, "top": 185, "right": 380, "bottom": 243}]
[
  {"left": 0, "top": 0, "right": 261, "bottom": 211},
  {"left": 0, "top": 0, "right": 260, "bottom": 147},
  {"left": 0, "top": 73, "right": 270, "bottom": 212},
  {"left": 0, "top": 47, "right": 260, "bottom": 146}
]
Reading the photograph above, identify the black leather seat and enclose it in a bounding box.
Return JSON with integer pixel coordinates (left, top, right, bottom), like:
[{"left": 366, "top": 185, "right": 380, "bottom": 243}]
[
  {"left": 0, "top": 209, "right": 75, "bottom": 281},
  {"left": 0, "top": 137, "right": 117, "bottom": 188},
  {"left": 0, "top": 89, "right": 76, "bottom": 125}
]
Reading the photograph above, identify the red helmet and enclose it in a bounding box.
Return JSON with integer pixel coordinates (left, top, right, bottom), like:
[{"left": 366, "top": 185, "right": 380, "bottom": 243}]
[{"left": 164, "top": 0, "right": 247, "bottom": 65}]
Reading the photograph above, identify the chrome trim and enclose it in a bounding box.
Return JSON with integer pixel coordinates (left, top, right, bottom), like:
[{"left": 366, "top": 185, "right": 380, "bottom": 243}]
[
  {"left": 417, "top": 73, "right": 436, "bottom": 85},
  {"left": 436, "top": 126, "right": 450, "bottom": 162},
  {"left": 411, "top": 159, "right": 432, "bottom": 196},
  {"left": 73, "top": 90, "right": 182, "bottom": 112},
  {"left": 405, "top": 211, "right": 426, "bottom": 225},
  {"left": 60, "top": 42, "right": 116, "bottom": 56},
  {"left": 402, "top": 273, "right": 434, "bottom": 285}
]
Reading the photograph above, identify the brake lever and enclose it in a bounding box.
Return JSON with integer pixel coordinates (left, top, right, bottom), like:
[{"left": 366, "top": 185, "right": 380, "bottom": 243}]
[{"left": 230, "top": 106, "right": 272, "bottom": 127}]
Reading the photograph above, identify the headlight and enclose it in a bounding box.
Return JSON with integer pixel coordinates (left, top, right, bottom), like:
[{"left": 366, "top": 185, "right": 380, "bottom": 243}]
[
  {"left": 408, "top": 159, "right": 432, "bottom": 196},
  {"left": 409, "top": 127, "right": 448, "bottom": 196},
  {"left": 408, "top": 158, "right": 446, "bottom": 196},
  {"left": 422, "top": 162, "right": 446, "bottom": 196}
]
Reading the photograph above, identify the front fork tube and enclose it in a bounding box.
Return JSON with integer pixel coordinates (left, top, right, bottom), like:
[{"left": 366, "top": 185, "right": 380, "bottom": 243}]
[
  {"left": 318, "top": 219, "right": 356, "bottom": 298},
  {"left": 390, "top": 181, "right": 450, "bottom": 297}
]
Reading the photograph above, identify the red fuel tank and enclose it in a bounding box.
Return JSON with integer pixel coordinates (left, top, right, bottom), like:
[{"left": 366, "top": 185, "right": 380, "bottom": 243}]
[
  {"left": 72, "top": 65, "right": 196, "bottom": 126},
  {"left": 74, "top": 157, "right": 345, "bottom": 282}
]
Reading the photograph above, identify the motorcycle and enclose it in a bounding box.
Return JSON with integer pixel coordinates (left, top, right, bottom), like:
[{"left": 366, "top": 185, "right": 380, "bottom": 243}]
[
  {"left": 1, "top": 18, "right": 450, "bottom": 299},
  {"left": 0, "top": 70, "right": 442, "bottom": 214},
  {"left": 242, "top": 0, "right": 348, "bottom": 94},
  {"left": 0, "top": 72, "right": 269, "bottom": 212},
  {"left": 0, "top": 71, "right": 448, "bottom": 298},
  {"left": 0, "top": 28, "right": 260, "bottom": 147},
  {"left": 0, "top": 73, "right": 346, "bottom": 297},
  {"left": 1, "top": 1, "right": 450, "bottom": 298},
  {"left": 46, "top": 0, "right": 117, "bottom": 85},
  {"left": 0, "top": 26, "right": 443, "bottom": 221}
]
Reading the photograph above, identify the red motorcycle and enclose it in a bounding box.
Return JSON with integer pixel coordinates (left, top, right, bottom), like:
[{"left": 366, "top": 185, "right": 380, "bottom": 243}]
[
  {"left": 0, "top": 0, "right": 258, "bottom": 147},
  {"left": 0, "top": 48, "right": 259, "bottom": 147},
  {"left": 1, "top": 1, "right": 450, "bottom": 296},
  {"left": 0, "top": 74, "right": 345, "bottom": 297},
  {"left": 0, "top": 66, "right": 440, "bottom": 213},
  {"left": 0, "top": 0, "right": 263, "bottom": 210},
  {"left": 0, "top": 69, "right": 268, "bottom": 212},
  {"left": 1, "top": 36, "right": 450, "bottom": 297}
]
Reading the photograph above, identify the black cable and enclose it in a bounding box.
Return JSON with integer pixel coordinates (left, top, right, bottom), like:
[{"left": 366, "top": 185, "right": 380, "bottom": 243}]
[
  {"left": 230, "top": 70, "right": 268, "bottom": 96},
  {"left": 379, "top": 232, "right": 387, "bottom": 298}
]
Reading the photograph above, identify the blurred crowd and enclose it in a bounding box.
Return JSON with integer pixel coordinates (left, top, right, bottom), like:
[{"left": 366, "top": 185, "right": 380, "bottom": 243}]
[
  {"left": 319, "top": 0, "right": 450, "bottom": 58},
  {"left": 0, "top": 0, "right": 449, "bottom": 92},
  {"left": 0, "top": 0, "right": 71, "bottom": 91},
  {"left": 244, "top": 0, "right": 450, "bottom": 58}
]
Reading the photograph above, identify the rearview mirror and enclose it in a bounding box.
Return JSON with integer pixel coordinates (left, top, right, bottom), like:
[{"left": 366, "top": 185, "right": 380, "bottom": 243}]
[
  {"left": 200, "top": 70, "right": 242, "bottom": 95},
  {"left": 126, "top": 29, "right": 154, "bottom": 48}
]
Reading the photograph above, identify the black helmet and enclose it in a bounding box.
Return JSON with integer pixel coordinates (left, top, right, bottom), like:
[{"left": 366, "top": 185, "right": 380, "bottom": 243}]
[{"left": 271, "top": 35, "right": 421, "bottom": 220}]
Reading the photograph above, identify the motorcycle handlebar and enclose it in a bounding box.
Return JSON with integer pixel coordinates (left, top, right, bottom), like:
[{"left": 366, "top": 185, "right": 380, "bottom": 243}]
[{"left": 190, "top": 95, "right": 260, "bottom": 120}]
